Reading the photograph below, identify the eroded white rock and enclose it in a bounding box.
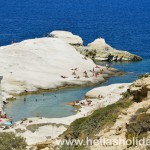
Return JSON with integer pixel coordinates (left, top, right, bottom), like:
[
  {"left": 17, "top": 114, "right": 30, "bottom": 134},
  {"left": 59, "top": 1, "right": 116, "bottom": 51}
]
[
  {"left": 0, "top": 37, "right": 118, "bottom": 110},
  {"left": 50, "top": 30, "right": 83, "bottom": 46}
]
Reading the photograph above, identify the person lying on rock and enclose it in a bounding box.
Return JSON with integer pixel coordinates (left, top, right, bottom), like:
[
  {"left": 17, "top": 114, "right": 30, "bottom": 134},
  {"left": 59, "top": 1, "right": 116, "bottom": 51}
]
[
  {"left": 60, "top": 75, "right": 68, "bottom": 79},
  {"left": 95, "top": 65, "right": 100, "bottom": 68},
  {"left": 100, "top": 69, "right": 104, "bottom": 74},
  {"left": 71, "top": 68, "right": 78, "bottom": 71},
  {"left": 77, "top": 76, "right": 80, "bottom": 79},
  {"left": 72, "top": 71, "right": 76, "bottom": 75},
  {"left": 95, "top": 72, "right": 99, "bottom": 78}
]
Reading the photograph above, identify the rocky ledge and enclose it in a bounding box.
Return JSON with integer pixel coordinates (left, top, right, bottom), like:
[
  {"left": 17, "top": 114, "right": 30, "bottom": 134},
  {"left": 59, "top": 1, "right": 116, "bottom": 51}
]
[
  {"left": 60, "top": 74, "right": 150, "bottom": 150},
  {"left": 1, "top": 75, "right": 150, "bottom": 150},
  {"left": 50, "top": 30, "right": 142, "bottom": 62},
  {"left": 129, "top": 73, "right": 150, "bottom": 102},
  {"left": 50, "top": 30, "right": 83, "bottom": 46},
  {"left": 0, "top": 37, "right": 122, "bottom": 110}
]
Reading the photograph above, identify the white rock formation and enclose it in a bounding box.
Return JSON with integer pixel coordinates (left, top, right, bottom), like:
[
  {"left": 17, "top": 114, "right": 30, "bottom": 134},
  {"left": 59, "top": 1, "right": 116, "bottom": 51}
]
[
  {"left": 49, "top": 30, "right": 142, "bottom": 61},
  {"left": 50, "top": 30, "right": 83, "bottom": 46},
  {"left": 87, "top": 38, "right": 109, "bottom": 48},
  {"left": 78, "top": 38, "right": 142, "bottom": 61},
  {"left": 86, "top": 83, "right": 130, "bottom": 99},
  {"left": 0, "top": 37, "right": 118, "bottom": 109}
]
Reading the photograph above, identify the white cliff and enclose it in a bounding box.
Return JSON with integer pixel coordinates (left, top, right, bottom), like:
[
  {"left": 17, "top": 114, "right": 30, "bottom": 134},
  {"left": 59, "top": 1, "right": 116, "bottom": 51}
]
[
  {"left": 0, "top": 37, "right": 119, "bottom": 108},
  {"left": 50, "top": 30, "right": 142, "bottom": 61},
  {"left": 50, "top": 30, "right": 83, "bottom": 46},
  {"left": 78, "top": 38, "right": 142, "bottom": 61}
]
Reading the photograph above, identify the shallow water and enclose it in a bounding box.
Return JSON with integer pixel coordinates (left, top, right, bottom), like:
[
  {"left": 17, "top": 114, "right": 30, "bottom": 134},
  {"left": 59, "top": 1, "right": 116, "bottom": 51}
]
[{"left": 4, "top": 59, "right": 150, "bottom": 121}]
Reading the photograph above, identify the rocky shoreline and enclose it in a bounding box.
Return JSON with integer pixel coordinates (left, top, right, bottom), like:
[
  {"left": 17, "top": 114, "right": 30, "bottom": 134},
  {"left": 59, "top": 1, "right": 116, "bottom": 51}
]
[
  {"left": 90, "top": 74, "right": 150, "bottom": 150},
  {"left": 0, "top": 36, "right": 123, "bottom": 111},
  {"left": 60, "top": 74, "right": 150, "bottom": 150},
  {"left": 0, "top": 83, "right": 130, "bottom": 147},
  {"left": 50, "top": 30, "right": 142, "bottom": 62},
  {"left": 0, "top": 73, "right": 150, "bottom": 150}
]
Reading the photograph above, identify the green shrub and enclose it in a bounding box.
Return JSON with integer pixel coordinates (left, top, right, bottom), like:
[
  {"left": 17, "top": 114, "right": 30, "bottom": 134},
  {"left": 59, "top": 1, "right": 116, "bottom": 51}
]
[
  {"left": 0, "top": 132, "right": 27, "bottom": 150},
  {"left": 121, "top": 90, "right": 131, "bottom": 99},
  {"left": 64, "top": 99, "right": 132, "bottom": 140},
  {"left": 61, "top": 99, "right": 132, "bottom": 149},
  {"left": 135, "top": 107, "right": 148, "bottom": 114},
  {"left": 126, "top": 113, "right": 150, "bottom": 147}
]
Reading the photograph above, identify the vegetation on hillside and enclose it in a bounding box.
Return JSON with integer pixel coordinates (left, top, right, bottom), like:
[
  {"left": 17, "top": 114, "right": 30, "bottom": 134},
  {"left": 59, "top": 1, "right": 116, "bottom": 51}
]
[
  {"left": 61, "top": 99, "right": 133, "bottom": 150},
  {"left": 126, "top": 111, "right": 150, "bottom": 148},
  {"left": 0, "top": 132, "right": 27, "bottom": 150}
]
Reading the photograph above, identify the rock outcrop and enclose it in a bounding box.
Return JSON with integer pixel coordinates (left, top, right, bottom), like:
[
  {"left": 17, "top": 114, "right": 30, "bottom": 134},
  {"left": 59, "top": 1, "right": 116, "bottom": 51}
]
[
  {"left": 50, "top": 30, "right": 142, "bottom": 62},
  {"left": 0, "top": 37, "right": 120, "bottom": 108},
  {"left": 50, "top": 30, "right": 83, "bottom": 46},
  {"left": 129, "top": 73, "right": 150, "bottom": 102},
  {"left": 77, "top": 38, "right": 142, "bottom": 61},
  {"left": 90, "top": 74, "right": 150, "bottom": 150},
  {"left": 85, "top": 83, "right": 130, "bottom": 100}
]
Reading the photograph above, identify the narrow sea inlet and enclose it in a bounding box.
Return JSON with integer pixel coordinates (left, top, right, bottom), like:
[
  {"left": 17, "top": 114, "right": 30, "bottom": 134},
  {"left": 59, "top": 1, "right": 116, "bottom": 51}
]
[{"left": 4, "top": 59, "right": 150, "bottom": 121}]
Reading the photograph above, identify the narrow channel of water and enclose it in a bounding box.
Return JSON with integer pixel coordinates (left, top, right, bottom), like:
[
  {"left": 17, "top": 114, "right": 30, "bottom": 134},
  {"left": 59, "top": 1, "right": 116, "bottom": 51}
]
[{"left": 4, "top": 59, "right": 150, "bottom": 121}]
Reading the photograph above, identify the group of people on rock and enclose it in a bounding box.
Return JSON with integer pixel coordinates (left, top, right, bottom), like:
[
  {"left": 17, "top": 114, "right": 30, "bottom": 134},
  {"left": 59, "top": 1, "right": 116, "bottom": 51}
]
[
  {"left": 98, "top": 94, "right": 104, "bottom": 99},
  {"left": 0, "top": 111, "right": 7, "bottom": 119},
  {"left": 71, "top": 93, "right": 105, "bottom": 111},
  {"left": 0, "top": 110, "right": 14, "bottom": 128},
  {"left": 78, "top": 100, "right": 92, "bottom": 107},
  {"left": 60, "top": 64, "right": 110, "bottom": 79}
]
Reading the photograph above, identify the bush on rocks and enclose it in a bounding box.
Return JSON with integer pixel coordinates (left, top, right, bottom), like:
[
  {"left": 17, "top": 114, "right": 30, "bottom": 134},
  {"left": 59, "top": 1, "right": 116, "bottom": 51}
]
[{"left": 0, "top": 132, "right": 27, "bottom": 150}]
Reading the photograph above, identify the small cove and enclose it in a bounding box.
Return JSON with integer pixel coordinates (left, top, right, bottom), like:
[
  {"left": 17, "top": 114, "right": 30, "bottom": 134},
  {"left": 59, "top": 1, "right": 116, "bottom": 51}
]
[{"left": 4, "top": 59, "right": 150, "bottom": 121}]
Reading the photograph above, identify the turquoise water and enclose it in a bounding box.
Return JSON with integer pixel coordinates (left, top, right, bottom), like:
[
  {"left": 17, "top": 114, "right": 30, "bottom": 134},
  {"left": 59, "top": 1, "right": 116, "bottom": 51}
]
[{"left": 5, "top": 59, "right": 150, "bottom": 121}]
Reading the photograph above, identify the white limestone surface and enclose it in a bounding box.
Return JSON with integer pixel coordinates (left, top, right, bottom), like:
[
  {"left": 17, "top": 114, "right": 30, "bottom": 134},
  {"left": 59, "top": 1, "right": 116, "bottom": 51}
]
[
  {"left": 0, "top": 37, "right": 116, "bottom": 109},
  {"left": 50, "top": 30, "right": 83, "bottom": 46}
]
